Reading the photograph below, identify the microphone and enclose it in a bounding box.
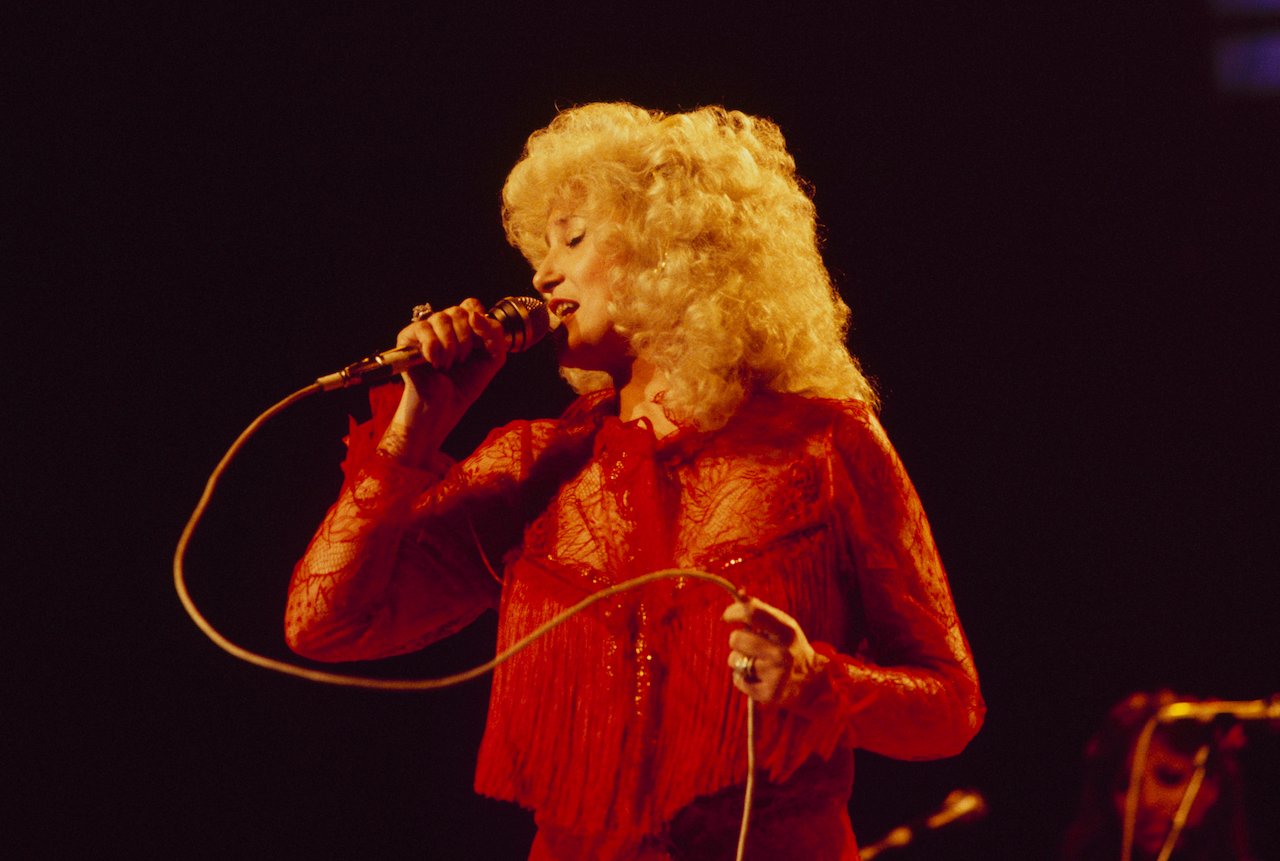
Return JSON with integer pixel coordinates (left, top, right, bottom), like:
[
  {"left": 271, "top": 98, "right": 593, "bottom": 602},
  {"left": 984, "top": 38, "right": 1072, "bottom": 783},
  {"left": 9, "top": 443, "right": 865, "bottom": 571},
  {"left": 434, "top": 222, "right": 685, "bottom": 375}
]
[
  {"left": 316, "top": 296, "right": 552, "bottom": 391},
  {"left": 860, "top": 789, "right": 988, "bottom": 859},
  {"left": 1157, "top": 696, "right": 1280, "bottom": 723},
  {"left": 924, "top": 788, "right": 987, "bottom": 830}
]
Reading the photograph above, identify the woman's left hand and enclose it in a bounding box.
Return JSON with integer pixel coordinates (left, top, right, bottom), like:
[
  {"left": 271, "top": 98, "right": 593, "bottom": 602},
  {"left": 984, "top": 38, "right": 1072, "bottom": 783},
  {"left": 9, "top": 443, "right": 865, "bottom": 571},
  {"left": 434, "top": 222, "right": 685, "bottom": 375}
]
[{"left": 722, "top": 597, "right": 825, "bottom": 705}]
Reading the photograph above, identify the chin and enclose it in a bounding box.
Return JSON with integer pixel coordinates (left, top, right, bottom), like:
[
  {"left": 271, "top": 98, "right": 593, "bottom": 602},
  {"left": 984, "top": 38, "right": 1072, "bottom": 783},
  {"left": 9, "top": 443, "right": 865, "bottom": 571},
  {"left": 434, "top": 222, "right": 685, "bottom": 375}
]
[
  {"left": 1132, "top": 830, "right": 1168, "bottom": 858},
  {"left": 553, "top": 333, "right": 630, "bottom": 376}
]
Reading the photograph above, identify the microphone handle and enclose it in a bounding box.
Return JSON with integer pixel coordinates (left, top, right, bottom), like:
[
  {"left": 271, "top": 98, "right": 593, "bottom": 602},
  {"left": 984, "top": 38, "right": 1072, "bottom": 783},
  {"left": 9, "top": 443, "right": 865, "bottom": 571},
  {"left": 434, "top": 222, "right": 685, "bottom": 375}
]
[
  {"left": 925, "top": 794, "right": 982, "bottom": 829},
  {"left": 860, "top": 790, "right": 987, "bottom": 859},
  {"left": 316, "top": 297, "right": 547, "bottom": 391},
  {"left": 317, "top": 345, "right": 425, "bottom": 391}
]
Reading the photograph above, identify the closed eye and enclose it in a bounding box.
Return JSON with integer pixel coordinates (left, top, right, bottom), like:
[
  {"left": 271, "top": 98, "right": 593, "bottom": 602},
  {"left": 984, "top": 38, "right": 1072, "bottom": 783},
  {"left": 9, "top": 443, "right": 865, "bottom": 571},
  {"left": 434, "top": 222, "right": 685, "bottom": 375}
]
[{"left": 567, "top": 233, "right": 584, "bottom": 248}]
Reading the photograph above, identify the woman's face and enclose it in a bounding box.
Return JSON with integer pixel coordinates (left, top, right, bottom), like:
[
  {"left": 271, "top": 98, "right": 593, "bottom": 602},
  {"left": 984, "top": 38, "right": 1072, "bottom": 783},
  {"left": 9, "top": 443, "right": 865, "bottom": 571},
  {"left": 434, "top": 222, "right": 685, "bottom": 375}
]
[
  {"left": 533, "top": 208, "right": 631, "bottom": 375},
  {"left": 1112, "top": 734, "right": 1222, "bottom": 857}
]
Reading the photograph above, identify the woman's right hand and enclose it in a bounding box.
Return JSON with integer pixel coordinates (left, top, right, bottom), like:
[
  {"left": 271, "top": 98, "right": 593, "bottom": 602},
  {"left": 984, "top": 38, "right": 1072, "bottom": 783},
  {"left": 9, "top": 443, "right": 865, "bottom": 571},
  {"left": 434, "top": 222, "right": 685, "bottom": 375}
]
[{"left": 378, "top": 298, "right": 509, "bottom": 465}]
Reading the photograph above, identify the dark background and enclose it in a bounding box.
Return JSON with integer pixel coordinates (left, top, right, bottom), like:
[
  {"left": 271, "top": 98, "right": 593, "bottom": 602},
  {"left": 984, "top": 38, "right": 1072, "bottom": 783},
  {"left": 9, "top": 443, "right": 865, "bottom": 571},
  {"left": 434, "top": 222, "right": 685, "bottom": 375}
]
[{"left": 15, "top": 2, "right": 1279, "bottom": 858}]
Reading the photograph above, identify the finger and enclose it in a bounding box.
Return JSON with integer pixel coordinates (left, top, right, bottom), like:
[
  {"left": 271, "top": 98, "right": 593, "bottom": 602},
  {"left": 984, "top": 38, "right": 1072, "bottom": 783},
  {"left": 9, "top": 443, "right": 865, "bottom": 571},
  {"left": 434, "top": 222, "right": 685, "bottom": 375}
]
[
  {"left": 411, "top": 320, "right": 443, "bottom": 367},
  {"left": 427, "top": 311, "right": 463, "bottom": 368},
  {"left": 722, "top": 598, "right": 798, "bottom": 647},
  {"left": 727, "top": 650, "right": 766, "bottom": 687},
  {"left": 728, "top": 628, "right": 784, "bottom": 660},
  {"left": 468, "top": 308, "right": 509, "bottom": 356},
  {"left": 455, "top": 299, "right": 506, "bottom": 357},
  {"left": 396, "top": 316, "right": 433, "bottom": 350},
  {"left": 726, "top": 646, "right": 775, "bottom": 670},
  {"left": 446, "top": 307, "right": 476, "bottom": 364},
  {"left": 744, "top": 599, "right": 798, "bottom": 646},
  {"left": 722, "top": 600, "right": 750, "bottom": 626},
  {"left": 394, "top": 323, "right": 440, "bottom": 374},
  {"left": 728, "top": 656, "right": 783, "bottom": 702},
  {"left": 722, "top": 600, "right": 780, "bottom": 645}
]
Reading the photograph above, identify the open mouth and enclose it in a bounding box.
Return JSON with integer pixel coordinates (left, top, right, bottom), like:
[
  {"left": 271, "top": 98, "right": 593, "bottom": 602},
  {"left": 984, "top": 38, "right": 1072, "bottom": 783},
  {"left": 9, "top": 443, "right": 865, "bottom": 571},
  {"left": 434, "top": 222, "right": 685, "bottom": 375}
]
[{"left": 549, "top": 299, "right": 579, "bottom": 321}]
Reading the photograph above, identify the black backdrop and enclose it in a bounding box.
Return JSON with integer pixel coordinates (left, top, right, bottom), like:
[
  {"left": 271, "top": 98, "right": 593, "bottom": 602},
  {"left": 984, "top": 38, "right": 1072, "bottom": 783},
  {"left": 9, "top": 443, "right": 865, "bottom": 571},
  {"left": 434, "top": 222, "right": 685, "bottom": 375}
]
[{"left": 16, "top": 3, "right": 1279, "bottom": 859}]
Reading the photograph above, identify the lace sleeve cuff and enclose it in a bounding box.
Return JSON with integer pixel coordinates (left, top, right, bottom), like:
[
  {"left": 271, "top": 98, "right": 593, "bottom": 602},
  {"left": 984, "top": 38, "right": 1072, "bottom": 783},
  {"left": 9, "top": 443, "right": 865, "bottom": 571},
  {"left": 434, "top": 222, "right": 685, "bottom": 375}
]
[
  {"left": 776, "top": 642, "right": 870, "bottom": 757},
  {"left": 339, "top": 384, "right": 455, "bottom": 494}
]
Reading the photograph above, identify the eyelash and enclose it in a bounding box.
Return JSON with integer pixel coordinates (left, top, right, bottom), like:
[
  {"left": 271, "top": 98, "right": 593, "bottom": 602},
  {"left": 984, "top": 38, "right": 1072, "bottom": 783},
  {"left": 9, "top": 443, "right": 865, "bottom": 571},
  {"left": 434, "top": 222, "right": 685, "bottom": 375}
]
[{"left": 567, "top": 234, "right": 584, "bottom": 248}]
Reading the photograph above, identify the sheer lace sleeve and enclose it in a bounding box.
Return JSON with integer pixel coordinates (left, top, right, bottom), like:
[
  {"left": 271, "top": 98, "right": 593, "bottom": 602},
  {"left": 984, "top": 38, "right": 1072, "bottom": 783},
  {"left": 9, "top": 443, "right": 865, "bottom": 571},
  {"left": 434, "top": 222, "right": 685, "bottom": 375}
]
[
  {"left": 786, "top": 403, "right": 985, "bottom": 761},
  {"left": 284, "top": 386, "right": 527, "bottom": 662}
]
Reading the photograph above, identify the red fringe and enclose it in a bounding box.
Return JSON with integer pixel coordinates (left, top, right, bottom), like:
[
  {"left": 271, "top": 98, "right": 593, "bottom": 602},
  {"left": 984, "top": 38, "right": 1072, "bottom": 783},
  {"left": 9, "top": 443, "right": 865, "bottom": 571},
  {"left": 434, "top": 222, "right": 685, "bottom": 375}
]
[{"left": 474, "top": 538, "right": 853, "bottom": 841}]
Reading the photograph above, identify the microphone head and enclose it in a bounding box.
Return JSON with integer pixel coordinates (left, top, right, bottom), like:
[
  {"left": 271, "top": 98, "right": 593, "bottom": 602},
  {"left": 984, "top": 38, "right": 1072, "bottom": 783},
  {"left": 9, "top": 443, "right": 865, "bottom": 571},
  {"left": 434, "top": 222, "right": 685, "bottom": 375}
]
[
  {"left": 924, "top": 789, "right": 988, "bottom": 829},
  {"left": 489, "top": 296, "right": 551, "bottom": 353},
  {"left": 944, "top": 789, "right": 988, "bottom": 822}
]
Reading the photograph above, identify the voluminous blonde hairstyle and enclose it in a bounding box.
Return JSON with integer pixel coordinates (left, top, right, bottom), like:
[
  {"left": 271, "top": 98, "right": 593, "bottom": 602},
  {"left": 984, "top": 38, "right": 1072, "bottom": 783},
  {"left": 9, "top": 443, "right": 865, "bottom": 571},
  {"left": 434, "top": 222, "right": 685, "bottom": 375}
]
[{"left": 502, "top": 101, "right": 877, "bottom": 430}]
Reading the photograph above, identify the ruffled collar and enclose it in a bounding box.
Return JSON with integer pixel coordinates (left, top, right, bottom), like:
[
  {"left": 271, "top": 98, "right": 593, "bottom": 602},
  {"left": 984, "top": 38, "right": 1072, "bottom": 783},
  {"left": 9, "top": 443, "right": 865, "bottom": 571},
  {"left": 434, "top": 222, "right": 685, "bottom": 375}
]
[{"left": 585, "top": 390, "right": 709, "bottom": 464}]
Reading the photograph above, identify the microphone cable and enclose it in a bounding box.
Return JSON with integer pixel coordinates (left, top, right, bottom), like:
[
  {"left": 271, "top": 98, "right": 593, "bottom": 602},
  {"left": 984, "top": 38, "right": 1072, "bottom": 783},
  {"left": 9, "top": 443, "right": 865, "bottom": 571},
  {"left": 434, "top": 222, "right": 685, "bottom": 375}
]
[
  {"left": 1120, "top": 698, "right": 1278, "bottom": 861},
  {"left": 1121, "top": 715, "right": 1208, "bottom": 861},
  {"left": 173, "top": 382, "right": 758, "bottom": 861}
]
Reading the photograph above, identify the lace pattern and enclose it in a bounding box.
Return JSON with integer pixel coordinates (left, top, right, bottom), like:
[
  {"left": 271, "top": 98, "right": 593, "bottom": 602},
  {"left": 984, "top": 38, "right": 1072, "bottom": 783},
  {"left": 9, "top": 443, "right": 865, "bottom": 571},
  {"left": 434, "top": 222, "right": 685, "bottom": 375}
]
[{"left": 285, "top": 386, "right": 984, "bottom": 859}]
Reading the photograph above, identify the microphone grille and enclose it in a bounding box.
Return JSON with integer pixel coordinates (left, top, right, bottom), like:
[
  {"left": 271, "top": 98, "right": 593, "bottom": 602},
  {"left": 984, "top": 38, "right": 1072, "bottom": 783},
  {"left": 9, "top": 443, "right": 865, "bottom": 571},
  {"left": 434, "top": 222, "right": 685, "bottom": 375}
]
[{"left": 490, "top": 296, "right": 551, "bottom": 353}]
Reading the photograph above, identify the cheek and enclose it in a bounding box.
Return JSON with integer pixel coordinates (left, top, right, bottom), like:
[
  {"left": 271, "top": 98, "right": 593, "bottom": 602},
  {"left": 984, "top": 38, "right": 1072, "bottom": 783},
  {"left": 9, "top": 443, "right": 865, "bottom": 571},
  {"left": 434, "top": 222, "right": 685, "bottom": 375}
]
[{"left": 579, "top": 283, "right": 616, "bottom": 331}]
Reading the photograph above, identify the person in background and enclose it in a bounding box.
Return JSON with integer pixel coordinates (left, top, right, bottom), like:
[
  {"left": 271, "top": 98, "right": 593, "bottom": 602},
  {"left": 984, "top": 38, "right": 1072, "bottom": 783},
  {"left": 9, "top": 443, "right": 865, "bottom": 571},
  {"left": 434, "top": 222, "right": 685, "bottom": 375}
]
[{"left": 1061, "top": 689, "right": 1255, "bottom": 861}]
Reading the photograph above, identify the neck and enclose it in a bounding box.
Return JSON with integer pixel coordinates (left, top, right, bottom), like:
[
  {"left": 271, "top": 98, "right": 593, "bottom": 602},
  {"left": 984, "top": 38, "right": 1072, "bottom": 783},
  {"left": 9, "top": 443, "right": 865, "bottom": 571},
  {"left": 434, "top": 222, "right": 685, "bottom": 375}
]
[{"left": 615, "top": 358, "right": 678, "bottom": 438}]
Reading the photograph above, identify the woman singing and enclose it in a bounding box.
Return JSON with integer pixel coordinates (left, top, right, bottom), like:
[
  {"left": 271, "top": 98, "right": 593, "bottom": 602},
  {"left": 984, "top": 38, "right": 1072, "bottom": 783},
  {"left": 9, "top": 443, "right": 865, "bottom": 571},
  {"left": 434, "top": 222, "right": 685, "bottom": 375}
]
[{"left": 285, "top": 102, "right": 984, "bottom": 860}]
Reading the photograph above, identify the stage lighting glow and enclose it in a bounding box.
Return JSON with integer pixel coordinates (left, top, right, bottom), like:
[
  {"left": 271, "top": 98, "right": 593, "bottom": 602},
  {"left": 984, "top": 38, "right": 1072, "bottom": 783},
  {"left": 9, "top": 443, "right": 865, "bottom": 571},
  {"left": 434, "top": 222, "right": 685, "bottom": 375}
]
[{"left": 1214, "top": 32, "right": 1280, "bottom": 92}]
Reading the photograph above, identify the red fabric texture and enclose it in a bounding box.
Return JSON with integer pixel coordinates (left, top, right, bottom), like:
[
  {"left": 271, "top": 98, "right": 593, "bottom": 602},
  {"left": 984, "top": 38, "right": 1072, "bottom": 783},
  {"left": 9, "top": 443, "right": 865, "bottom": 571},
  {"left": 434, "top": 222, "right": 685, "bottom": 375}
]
[{"left": 286, "top": 385, "right": 985, "bottom": 860}]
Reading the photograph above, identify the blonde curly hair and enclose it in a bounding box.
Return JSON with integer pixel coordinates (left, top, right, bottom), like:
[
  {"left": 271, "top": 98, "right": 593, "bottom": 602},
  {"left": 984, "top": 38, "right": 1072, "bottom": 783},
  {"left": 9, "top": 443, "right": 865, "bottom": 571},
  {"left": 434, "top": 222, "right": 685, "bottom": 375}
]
[{"left": 502, "top": 102, "right": 877, "bottom": 430}]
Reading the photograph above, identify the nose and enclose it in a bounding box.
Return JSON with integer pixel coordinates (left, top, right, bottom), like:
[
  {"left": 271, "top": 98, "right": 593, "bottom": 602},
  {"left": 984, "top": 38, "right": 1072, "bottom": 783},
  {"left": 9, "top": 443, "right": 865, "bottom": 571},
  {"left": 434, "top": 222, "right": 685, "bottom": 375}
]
[{"left": 533, "top": 248, "right": 563, "bottom": 295}]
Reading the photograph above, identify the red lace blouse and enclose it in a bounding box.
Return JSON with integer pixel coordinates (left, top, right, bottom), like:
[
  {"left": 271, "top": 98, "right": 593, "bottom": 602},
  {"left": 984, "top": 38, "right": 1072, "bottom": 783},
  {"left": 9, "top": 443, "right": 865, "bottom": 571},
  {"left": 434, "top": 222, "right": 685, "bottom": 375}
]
[{"left": 286, "top": 386, "right": 984, "bottom": 860}]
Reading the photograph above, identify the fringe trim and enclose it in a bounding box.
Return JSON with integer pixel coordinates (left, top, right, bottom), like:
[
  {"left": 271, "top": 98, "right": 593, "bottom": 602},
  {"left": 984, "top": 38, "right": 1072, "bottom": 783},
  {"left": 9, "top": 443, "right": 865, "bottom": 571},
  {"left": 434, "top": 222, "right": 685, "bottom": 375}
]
[{"left": 474, "top": 539, "right": 851, "bottom": 842}]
